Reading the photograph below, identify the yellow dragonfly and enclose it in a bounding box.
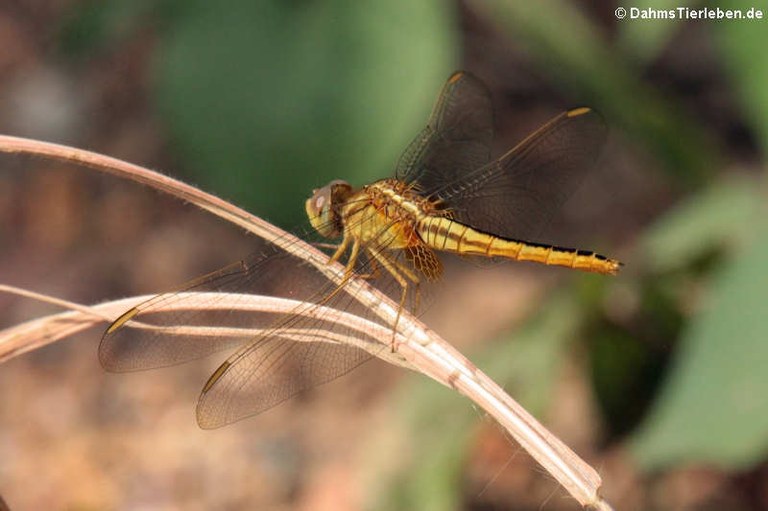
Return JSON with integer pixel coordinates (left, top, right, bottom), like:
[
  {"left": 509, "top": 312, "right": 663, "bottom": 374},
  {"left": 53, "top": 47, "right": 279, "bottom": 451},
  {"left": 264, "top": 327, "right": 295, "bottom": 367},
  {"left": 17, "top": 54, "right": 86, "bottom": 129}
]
[{"left": 101, "top": 71, "right": 620, "bottom": 428}]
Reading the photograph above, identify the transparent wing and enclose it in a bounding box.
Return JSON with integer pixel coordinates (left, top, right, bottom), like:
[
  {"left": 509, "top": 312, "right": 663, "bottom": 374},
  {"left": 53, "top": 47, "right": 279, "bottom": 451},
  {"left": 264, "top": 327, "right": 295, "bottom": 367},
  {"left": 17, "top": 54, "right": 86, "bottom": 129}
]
[
  {"left": 435, "top": 107, "right": 607, "bottom": 241},
  {"left": 395, "top": 71, "right": 494, "bottom": 188},
  {"left": 195, "top": 325, "right": 374, "bottom": 429},
  {"left": 100, "top": 229, "right": 400, "bottom": 428},
  {"left": 99, "top": 260, "right": 265, "bottom": 371},
  {"left": 99, "top": 247, "right": 342, "bottom": 370}
]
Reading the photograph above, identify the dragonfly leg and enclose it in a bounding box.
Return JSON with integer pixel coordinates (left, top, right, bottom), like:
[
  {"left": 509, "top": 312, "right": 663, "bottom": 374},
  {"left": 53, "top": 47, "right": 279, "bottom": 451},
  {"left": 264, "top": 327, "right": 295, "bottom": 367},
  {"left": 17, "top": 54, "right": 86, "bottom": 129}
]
[
  {"left": 390, "top": 256, "right": 421, "bottom": 313},
  {"left": 317, "top": 238, "right": 367, "bottom": 310},
  {"left": 367, "top": 249, "right": 420, "bottom": 352},
  {"left": 328, "top": 233, "right": 352, "bottom": 265},
  {"left": 343, "top": 238, "right": 362, "bottom": 277}
]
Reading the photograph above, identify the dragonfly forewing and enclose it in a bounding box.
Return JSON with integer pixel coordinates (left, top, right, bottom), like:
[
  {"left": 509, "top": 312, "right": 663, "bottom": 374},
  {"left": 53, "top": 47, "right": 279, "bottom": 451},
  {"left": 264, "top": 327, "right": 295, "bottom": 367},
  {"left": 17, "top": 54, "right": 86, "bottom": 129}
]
[
  {"left": 396, "top": 71, "right": 494, "bottom": 188},
  {"left": 100, "top": 234, "right": 403, "bottom": 427},
  {"left": 432, "top": 107, "right": 608, "bottom": 242}
]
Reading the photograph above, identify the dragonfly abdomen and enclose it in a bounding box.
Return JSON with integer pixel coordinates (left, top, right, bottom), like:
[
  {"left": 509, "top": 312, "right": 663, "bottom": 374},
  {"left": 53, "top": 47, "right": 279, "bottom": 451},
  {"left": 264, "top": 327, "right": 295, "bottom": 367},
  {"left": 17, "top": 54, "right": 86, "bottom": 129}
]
[{"left": 418, "top": 216, "right": 620, "bottom": 275}]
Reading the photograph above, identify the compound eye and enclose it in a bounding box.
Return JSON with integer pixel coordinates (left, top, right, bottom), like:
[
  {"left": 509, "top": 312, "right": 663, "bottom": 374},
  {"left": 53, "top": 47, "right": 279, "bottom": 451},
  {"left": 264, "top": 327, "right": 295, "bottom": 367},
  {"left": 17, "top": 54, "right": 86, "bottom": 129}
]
[{"left": 305, "top": 184, "right": 339, "bottom": 238}]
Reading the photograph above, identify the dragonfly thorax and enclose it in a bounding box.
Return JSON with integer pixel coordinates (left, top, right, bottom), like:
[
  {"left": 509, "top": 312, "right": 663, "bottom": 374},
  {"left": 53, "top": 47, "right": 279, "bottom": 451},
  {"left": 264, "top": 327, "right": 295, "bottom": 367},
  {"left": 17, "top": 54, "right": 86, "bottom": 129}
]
[
  {"left": 305, "top": 179, "right": 354, "bottom": 238},
  {"left": 337, "top": 178, "right": 445, "bottom": 253}
]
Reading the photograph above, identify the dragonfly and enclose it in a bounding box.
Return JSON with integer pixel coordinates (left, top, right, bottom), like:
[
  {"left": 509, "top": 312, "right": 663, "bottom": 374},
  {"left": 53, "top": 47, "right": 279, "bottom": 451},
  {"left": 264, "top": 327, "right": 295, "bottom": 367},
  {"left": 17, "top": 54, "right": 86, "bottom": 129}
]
[{"left": 101, "top": 71, "right": 621, "bottom": 429}]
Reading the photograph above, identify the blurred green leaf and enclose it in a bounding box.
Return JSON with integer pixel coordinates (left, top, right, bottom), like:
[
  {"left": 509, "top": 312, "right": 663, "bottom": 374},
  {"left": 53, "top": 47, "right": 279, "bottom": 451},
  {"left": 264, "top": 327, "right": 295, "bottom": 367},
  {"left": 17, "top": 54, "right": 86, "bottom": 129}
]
[
  {"left": 475, "top": 0, "right": 718, "bottom": 188},
  {"left": 617, "top": 1, "right": 692, "bottom": 62},
  {"left": 715, "top": 0, "right": 768, "bottom": 157},
  {"left": 153, "top": 0, "right": 456, "bottom": 227},
  {"left": 631, "top": 218, "right": 768, "bottom": 470},
  {"left": 366, "top": 292, "right": 581, "bottom": 511},
  {"left": 640, "top": 178, "right": 764, "bottom": 272},
  {"left": 640, "top": 176, "right": 760, "bottom": 272}
]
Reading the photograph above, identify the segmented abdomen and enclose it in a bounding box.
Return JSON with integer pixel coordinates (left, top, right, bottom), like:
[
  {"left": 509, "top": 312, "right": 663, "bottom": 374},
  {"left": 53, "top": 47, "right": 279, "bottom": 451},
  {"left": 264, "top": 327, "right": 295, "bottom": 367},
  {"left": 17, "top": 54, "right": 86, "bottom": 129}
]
[{"left": 417, "top": 216, "right": 620, "bottom": 275}]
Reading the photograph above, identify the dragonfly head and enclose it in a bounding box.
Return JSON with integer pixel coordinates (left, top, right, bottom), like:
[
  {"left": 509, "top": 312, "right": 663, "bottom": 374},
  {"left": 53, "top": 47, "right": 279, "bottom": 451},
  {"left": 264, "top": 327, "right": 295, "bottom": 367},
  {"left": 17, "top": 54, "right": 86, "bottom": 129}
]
[{"left": 305, "top": 180, "right": 352, "bottom": 238}]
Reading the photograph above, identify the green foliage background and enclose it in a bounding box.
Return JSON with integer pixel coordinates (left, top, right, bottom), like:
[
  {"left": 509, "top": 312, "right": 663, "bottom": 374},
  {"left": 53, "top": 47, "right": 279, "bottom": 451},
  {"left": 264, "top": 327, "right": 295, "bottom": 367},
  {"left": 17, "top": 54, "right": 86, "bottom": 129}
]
[{"left": 63, "top": 0, "right": 455, "bottom": 227}]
